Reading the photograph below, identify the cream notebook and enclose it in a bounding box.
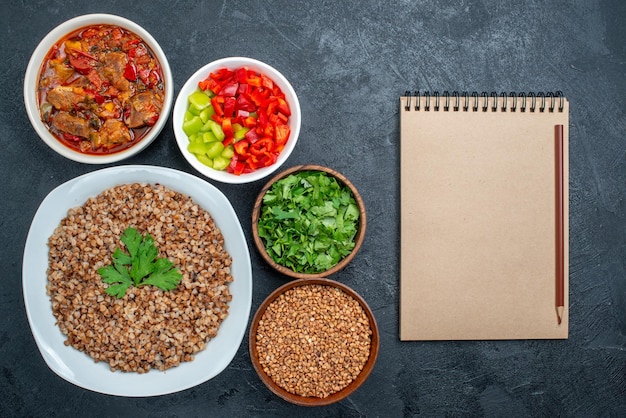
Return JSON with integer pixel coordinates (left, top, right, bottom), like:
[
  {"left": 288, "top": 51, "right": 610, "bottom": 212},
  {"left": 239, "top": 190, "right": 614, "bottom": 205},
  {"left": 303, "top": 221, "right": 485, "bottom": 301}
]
[{"left": 399, "top": 91, "right": 569, "bottom": 340}]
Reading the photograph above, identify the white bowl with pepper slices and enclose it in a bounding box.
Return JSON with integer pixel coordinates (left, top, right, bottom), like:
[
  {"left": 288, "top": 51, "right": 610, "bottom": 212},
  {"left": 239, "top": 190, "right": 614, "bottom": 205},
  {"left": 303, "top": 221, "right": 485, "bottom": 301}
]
[
  {"left": 249, "top": 278, "right": 379, "bottom": 406},
  {"left": 24, "top": 14, "right": 173, "bottom": 164},
  {"left": 173, "top": 57, "right": 301, "bottom": 184}
]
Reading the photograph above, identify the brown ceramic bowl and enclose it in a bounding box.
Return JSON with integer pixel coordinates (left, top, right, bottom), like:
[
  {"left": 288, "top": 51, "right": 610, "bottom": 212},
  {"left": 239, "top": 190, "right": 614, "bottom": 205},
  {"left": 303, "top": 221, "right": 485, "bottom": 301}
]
[
  {"left": 251, "top": 165, "right": 366, "bottom": 279},
  {"left": 249, "top": 278, "right": 379, "bottom": 406}
]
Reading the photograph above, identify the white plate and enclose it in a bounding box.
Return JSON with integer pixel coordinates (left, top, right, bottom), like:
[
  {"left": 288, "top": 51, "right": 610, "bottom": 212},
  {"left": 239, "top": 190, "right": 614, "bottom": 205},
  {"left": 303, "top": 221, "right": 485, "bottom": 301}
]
[{"left": 22, "top": 165, "right": 252, "bottom": 396}]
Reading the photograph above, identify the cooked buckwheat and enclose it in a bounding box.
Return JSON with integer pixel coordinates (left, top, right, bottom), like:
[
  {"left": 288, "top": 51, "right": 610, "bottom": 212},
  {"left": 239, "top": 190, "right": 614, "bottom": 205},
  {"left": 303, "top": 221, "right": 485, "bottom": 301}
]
[{"left": 46, "top": 183, "right": 233, "bottom": 373}]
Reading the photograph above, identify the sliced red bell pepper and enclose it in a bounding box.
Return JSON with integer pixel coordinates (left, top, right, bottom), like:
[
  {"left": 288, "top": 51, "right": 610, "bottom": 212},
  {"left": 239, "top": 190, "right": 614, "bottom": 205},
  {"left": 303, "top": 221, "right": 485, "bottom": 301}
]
[
  {"left": 236, "top": 109, "right": 250, "bottom": 119},
  {"left": 264, "top": 124, "right": 275, "bottom": 138},
  {"left": 237, "top": 83, "right": 250, "bottom": 95},
  {"left": 277, "top": 112, "right": 289, "bottom": 124},
  {"left": 276, "top": 97, "right": 291, "bottom": 116},
  {"left": 209, "top": 81, "right": 225, "bottom": 95},
  {"left": 261, "top": 74, "right": 274, "bottom": 89},
  {"left": 228, "top": 155, "right": 245, "bottom": 175},
  {"left": 233, "top": 140, "right": 249, "bottom": 155},
  {"left": 249, "top": 137, "right": 274, "bottom": 156},
  {"left": 222, "top": 117, "right": 234, "bottom": 138},
  {"left": 220, "top": 80, "right": 239, "bottom": 97},
  {"left": 266, "top": 100, "right": 278, "bottom": 116},
  {"left": 244, "top": 128, "right": 261, "bottom": 144},
  {"left": 244, "top": 154, "right": 260, "bottom": 170},
  {"left": 124, "top": 63, "right": 137, "bottom": 81},
  {"left": 272, "top": 85, "right": 285, "bottom": 97},
  {"left": 259, "top": 152, "right": 277, "bottom": 167},
  {"left": 236, "top": 94, "right": 256, "bottom": 112},
  {"left": 246, "top": 73, "right": 262, "bottom": 87},
  {"left": 236, "top": 67, "right": 249, "bottom": 84},
  {"left": 257, "top": 110, "right": 268, "bottom": 128},
  {"left": 210, "top": 68, "right": 235, "bottom": 81},
  {"left": 242, "top": 116, "right": 257, "bottom": 128},
  {"left": 268, "top": 113, "right": 285, "bottom": 126},
  {"left": 223, "top": 97, "right": 236, "bottom": 117},
  {"left": 199, "top": 77, "right": 219, "bottom": 92},
  {"left": 211, "top": 96, "right": 225, "bottom": 117},
  {"left": 249, "top": 87, "right": 269, "bottom": 106},
  {"left": 275, "top": 124, "right": 290, "bottom": 146},
  {"left": 92, "top": 92, "right": 105, "bottom": 105}
]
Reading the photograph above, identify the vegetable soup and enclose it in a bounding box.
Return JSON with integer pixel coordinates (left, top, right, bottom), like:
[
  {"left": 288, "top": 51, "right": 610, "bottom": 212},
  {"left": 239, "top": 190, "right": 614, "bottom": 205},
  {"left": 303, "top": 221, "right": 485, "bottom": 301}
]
[{"left": 37, "top": 24, "right": 166, "bottom": 155}]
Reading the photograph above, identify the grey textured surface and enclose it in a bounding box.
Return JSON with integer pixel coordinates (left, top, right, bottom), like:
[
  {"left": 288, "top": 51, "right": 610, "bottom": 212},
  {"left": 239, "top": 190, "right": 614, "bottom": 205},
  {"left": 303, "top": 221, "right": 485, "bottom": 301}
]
[{"left": 1, "top": 1, "right": 625, "bottom": 416}]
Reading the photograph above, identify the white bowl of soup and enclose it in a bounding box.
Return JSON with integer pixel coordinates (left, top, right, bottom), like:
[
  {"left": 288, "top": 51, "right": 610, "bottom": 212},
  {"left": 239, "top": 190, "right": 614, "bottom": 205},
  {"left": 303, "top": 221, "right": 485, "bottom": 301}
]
[{"left": 24, "top": 14, "right": 173, "bottom": 164}]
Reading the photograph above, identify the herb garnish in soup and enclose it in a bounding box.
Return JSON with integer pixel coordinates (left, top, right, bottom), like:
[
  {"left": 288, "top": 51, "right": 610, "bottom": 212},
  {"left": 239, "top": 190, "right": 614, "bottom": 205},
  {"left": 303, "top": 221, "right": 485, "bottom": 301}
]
[{"left": 37, "top": 24, "right": 165, "bottom": 154}]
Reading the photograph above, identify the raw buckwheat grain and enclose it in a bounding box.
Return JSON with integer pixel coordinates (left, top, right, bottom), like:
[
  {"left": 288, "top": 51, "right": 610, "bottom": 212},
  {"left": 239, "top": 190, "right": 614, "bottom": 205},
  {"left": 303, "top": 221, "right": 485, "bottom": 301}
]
[{"left": 255, "top": 284, "right": 372, "bottom": 398}]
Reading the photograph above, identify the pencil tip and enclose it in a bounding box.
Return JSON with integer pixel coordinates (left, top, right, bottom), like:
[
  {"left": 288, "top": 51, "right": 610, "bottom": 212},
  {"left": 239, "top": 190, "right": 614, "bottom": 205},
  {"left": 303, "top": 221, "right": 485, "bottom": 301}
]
[{"left": 556, "top": 306, "right": 564, "bottom": 325}]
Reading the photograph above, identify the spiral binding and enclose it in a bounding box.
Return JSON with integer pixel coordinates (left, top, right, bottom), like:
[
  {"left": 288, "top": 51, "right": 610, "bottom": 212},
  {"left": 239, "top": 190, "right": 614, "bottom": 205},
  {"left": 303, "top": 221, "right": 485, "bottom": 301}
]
[{"left": 403, "top": 90, "right": 565, "bottom": 113}]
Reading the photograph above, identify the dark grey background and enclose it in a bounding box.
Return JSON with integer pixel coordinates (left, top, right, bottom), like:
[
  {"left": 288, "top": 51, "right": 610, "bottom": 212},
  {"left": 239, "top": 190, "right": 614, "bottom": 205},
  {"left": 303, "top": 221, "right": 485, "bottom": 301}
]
[{"left": 1, "top": 1, "right": 624, "bottom": 416}]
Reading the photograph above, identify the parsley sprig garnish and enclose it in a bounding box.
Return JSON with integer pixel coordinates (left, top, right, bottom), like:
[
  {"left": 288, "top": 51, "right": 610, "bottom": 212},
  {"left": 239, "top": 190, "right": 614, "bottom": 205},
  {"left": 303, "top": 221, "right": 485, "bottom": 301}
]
[{"left": 98, "top": 227, "right": 182, "bottom": 298}]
